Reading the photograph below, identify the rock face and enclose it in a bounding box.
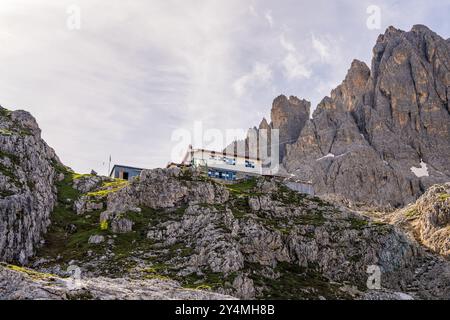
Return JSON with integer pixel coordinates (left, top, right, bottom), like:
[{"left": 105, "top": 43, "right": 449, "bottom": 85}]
[
  {"left": 32, "top": 168, "right": 450, "bottom": 300},
  {"left": 284, "top": 25, "right": 450, "bottom": 208},
  {"left": 225, "top": 95, "right": 310, "bottom": 163},
  {"left": 271, "top": 96, "right": 310, "bottom": 161},
  {"left": 0, "top": 107, "right": 60, "bottom": 264},
  {"left": 106, "top": 167, "right": 229, "bottom": 215},
  {"left": 0, "top": 264, "right": 235, "bottom": 300},
  {"left": 390, "top": 183, "right": 450, "bottom": 257}
]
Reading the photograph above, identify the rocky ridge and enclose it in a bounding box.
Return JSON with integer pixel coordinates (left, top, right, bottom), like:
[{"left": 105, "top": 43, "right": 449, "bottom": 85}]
[
  {"left": 389, "top": 182, "right": 450, "bottom": 257},
  {"left": 233, "top": 25, "right": 450, "bottom": 209},
  {"left": 0, "top": 263, "right": 234, "bottom": 300},
  {"left": 0, "top": 106, "right": 60, "bottom": 264},
  {"left": 285, "top": 25, "right": 450, "bottom": 209},
  {"left": 22, "top": 167, "right": 449, "bottom": 300},
  {"left": 225, "top": 95, "right": 310, "bottom": 163}
]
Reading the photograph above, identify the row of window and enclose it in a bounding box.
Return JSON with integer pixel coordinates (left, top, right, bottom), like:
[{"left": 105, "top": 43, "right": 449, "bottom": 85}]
[
  {"left": 208, "top": 155, "right": 256, "bottom": 168},
  {"left": 207, "top": 170, "right": 236, "bottom": 181}
]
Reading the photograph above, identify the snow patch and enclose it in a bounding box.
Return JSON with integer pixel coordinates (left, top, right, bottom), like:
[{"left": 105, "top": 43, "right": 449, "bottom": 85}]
[
  {"left": 316, "top": 153, "right": 335, "bottom": 161},
  {"left": 410, "top": 160, "right": 429, "bottom": 178}
]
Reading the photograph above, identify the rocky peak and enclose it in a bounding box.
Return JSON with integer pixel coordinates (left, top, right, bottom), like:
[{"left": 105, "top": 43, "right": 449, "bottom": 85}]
[
  {"left": 285, "top": 25, "right": 450, "bottom": 209},
  {"left": 225, "top": 95, "right": 310, "bottom": 162},
  {"left": 271, "top": 95, "right": 310, "bottom": 161},
  {"left": 258, "top": 117, "right": 270, "bottom": 130}
]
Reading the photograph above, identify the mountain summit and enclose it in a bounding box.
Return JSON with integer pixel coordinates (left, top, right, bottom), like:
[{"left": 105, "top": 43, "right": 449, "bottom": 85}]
[{"left": 242, "top": 25, "right": 450, "bottom": 209}]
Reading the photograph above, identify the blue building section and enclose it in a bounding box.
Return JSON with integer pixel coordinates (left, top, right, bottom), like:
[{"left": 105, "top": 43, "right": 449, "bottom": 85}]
[
  {"left": 110, "top": 165, "right": 143, "bottom": 181},
  {"left": 208, "top": 169, "right": 236, "bottom": 181}
]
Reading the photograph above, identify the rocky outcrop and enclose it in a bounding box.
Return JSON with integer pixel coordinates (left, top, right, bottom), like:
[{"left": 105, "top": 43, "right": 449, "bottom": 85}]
[
  {"left": 0, "top": 107, "right": 60, "bottom": 264},
  {"left": 32, "top": 168, "right": 448, "bottom": 299},
  {"left": 0, "top": 264, "right": 235, "bottom": 300},
  {"left": 105, "top": 167, "right": 229, "bottom": 216},
  {"left": 284, "top": 25, "right": 450, "bottom": 209},
  {"left": 225, "top": 95, "right": 310, "bottom": 163},
  {"left": 271, "top": 96, "right": 310, "bottom": 161},
  {"left": 390, "top": 183, "right": 450, "bottom": 257}
]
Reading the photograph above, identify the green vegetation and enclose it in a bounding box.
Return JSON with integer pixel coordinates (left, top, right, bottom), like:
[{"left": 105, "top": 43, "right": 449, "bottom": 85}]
[
  {"left": 246, "top": 261, "right": 349, "bottom": 300},
  {"left": 1, "top": 263, "right": 56, "bottom": 281},
  {"left": 100, "top": 220, "right": 108, "bottom": 231},
  {"left": 405, "top": 207, "right": 419, "bottom": 219},
  {"left": 0, "top": 190, "right": 15, "bottom": 197},
  {"left": 67, "top": 291, "right": 94, "bottom": 300},
  {"left": 180, "top": 270, "right": 238, "bottom": 291},
  {"left": 0, "top": 128, "right": 13, "bottom": 136},
  {"left": 0, "top": 150, "right": 27, "bottom": 190},
  {"left": 86, "top": 179, "right": 128, "bottom": 198},
  {"left": 0, "top": 150, "right": 20, "bottom": 164},
  {"left": 346, "top": 217, "right": 370, "bottom": 230},
  {"left": 0, "top": 107, "right": 12, "bottom": 118},
  {"left": 226, "top": 178, "right": 258, "bottom": 195},
  {"left": 438, "top": 193, "right": 450, "bottom": 202},
  {"left": 271, "top": 184, "right": 307, "bottom": 206}
]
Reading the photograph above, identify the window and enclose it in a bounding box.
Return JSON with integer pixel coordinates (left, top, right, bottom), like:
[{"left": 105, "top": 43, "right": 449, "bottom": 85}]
[
  {"left": 223, "top": 157, "right": 236, "bottom": 166},
  {"left": 245, "top": 160, "right": 255, "bottom": 168}
]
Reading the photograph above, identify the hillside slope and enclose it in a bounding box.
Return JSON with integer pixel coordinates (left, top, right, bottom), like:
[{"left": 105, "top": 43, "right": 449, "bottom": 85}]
[{"left": 27, "top": 167, "right": 449, "bottom": 300}]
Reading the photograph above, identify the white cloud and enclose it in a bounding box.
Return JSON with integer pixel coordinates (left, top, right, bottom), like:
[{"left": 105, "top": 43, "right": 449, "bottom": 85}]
[
  {"left": 265, "top": 10, "right": 274, "bottom": 27},
  {"left": 233, "top": 63, "right": 273, "bottom": 97},
  {"left": 280, "top": 34, "right": 312, "bottom": 79},
  {"left": 248, "top": 5, "right": 258, "bottom": 17},
  {"left": 282, "top": 53, "right": 312, "bottom": 79},
  {"left": 0, "top": 0, "right": 448, "bottom": 173},
  {"left": 312, "top": 34, "right": 330, "bottom": 60}
]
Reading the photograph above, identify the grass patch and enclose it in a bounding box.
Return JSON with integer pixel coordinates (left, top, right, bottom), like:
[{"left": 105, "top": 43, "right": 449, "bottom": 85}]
[
  {"left": 0, "top": 107, "right": 12, "bottom": 118},
  {"left": 405, "top": 207, "right": 419, "bottom": 219},
  {"left": 181, "top": 270, "right": 237, "bottom": 290},
  {"left": 86, "top": 179, "right": 128, "bottom": 198},
  {"left": 226, "top": 178, "right": 258, "bottom": 195},
  {"left": 438, "top": 193, "right": 450, "bottom": 202},
  {"left": 2, "top": 263, "right": 56, "bottom": 281},
  {"left": 0, "top": 129, "right": 13, "bottom": 136},
  {"left": 247, "top": 262, "right": 348, "bottom": 300},
  {"left": 347, "top": 217, "right": 370, "bottom": 230},
  {"left": 271, "top": 184, "right": 309, "bottom": 206}
]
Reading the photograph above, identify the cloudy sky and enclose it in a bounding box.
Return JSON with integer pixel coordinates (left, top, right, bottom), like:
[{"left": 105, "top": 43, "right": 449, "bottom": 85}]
[{"left": 0, "top": 0, "right": 449, "bottom": 175}]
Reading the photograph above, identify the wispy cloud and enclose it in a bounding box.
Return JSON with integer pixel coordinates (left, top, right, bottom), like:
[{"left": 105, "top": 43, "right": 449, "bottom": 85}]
[
  {"left": 233, "top": 63, "right": 273, "bottom": 97},
  {"left": 264, "top": 10, "right": 274, "bottom": 27},
  {"left": 312, "top": 34, "right": 330, "bottom": 61},
  {"left": 0, "top": 0, "right": 448, "bottom": 173},
  {"left": 280, "top": 34, "right": 312, "bottom": 79}
]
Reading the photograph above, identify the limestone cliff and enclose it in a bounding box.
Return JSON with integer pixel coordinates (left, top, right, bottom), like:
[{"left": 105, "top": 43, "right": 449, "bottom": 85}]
[
  {"left": 0, "top": 106, "right": 60, "bottom": 264},
  {"left": 225, "top": 95, "right": 310, "bottom": 163},
  {"left": 284, "top": 25, "right": 450, "bottom": 209}
]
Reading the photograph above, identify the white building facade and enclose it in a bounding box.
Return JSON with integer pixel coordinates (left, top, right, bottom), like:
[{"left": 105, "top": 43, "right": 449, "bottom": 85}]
[{"left": 182, "top": 147, "right": 263, "bottom": 181}]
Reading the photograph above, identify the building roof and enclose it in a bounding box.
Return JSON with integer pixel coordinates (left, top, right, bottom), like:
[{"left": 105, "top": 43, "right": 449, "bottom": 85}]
[
  {"left": 188, "top": 148, "right": 261, "bottom": 162},
  {"left": 109, "top": 164, "right": 145, "bottom": 177}
]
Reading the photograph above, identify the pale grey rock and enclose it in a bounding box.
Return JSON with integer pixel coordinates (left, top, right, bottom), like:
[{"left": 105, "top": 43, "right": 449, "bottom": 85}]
[
  {"left": 0, "top": 265, "right": 236, "bottom": 300},
  {"left": 88, "top": 235, "right": 105, "bottom": 244},
  {"left": 111, "top": 218, "right": 133, "bottom": 234},
  {"left": 232, "top": 274, "right": 255, "bottom": 299},
  {"left": 225, "top": 95, "right": 310, "bottom": 162},
  {"left": 72, "top": 175, "right": 107, "bottom": 194},
  {"left": 0, "top": 107, "right": 60, "bottom": 264},
  {"left": 284, "top": 26, "right": 450, "bottom": 209},
  {"left": 73, "top": 196, "right": 104, "bottom": 215},
  {"left": 391, "top": 183, "right": 450, "bottom": 257},
  {"left": 106, "top": 168, "right": 229, "bottom": 213}
]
